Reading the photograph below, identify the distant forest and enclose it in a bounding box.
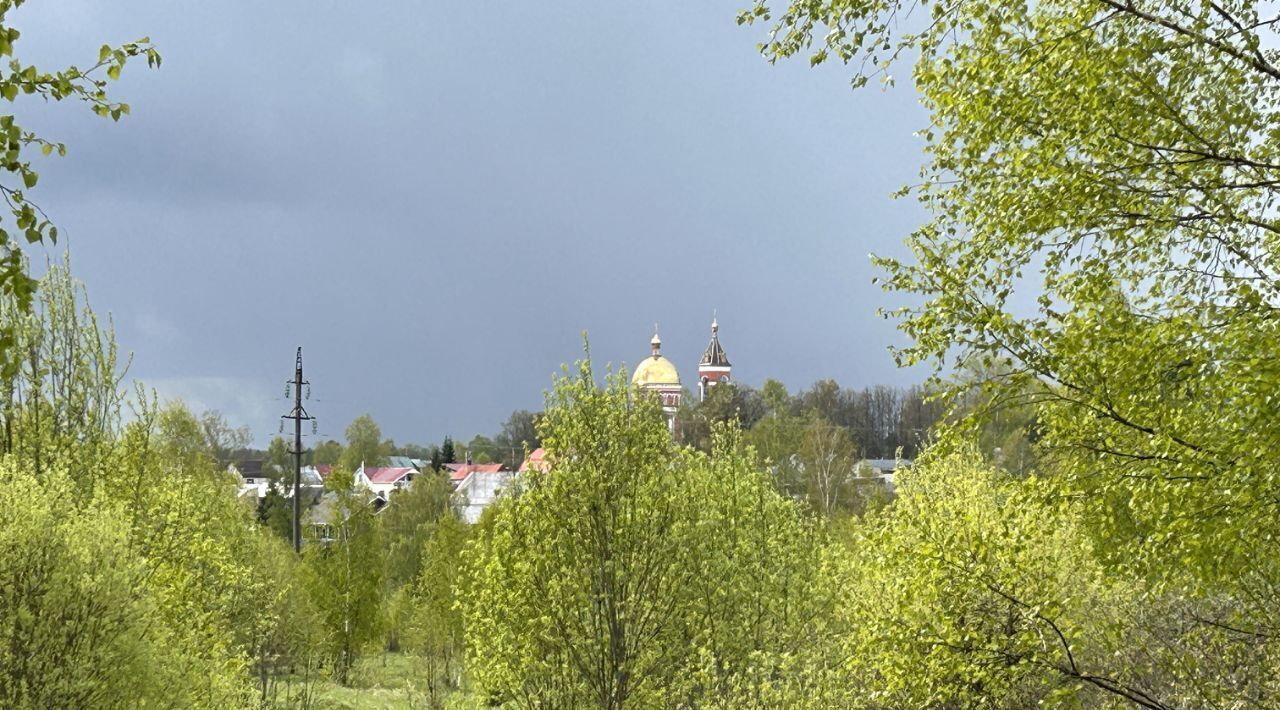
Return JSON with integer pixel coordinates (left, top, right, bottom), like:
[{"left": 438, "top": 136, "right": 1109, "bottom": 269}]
[{"left": 678, "top": 378, "right": 946, "bottom": 460}]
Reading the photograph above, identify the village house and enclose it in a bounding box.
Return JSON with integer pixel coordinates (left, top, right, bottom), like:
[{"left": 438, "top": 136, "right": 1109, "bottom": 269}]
[
  {"left": 452, "top": 465, "right": 514, "bottom": 524},
  {"left": 229, "top": 459, "right": 278, "bottom": 499},
  {"left": 354, "top": 464, "right": 418, "bottom": 499}
]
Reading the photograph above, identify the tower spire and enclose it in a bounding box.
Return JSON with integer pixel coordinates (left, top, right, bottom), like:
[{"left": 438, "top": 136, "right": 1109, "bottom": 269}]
[{"left": 698, "top": 313, "right": 732, "bottom": 401}]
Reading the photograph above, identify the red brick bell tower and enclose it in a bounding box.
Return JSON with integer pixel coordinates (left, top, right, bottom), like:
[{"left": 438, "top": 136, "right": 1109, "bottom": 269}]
[{"left": 698, "top": 314, "right": 732, "bottom": 401}]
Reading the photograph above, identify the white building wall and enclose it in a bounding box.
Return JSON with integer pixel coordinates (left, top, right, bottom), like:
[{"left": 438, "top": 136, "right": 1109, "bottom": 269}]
[{"left": 457, "top": 471, "right": 515, "bottom": 524}]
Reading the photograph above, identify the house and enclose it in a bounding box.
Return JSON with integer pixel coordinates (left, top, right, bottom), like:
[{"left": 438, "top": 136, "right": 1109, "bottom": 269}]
[
  {"left": 304, "top": 489, "right": 387, "bottom": 544},
  {"left": 229, "top": 459, "right": 278, "bottom": 499},
  {"left": 858, "top": 458, "right": 911, "bottom": 494},
  {"left": 447, "top": 462, "right": 504, "bottom": 485},
  {"left": 355, "top": 465, "right": 418, "bottom": 498},
  {"left": 454, "top": 467, "right": 516, "bottom": 524}
]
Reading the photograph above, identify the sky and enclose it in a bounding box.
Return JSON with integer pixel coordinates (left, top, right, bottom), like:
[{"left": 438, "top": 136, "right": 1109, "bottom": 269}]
[{"left": 12, "top": 1, "right": 931, "bottom": 447}]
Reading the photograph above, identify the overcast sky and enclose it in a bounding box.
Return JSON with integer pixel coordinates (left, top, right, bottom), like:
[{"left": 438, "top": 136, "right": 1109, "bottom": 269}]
[{"left": 13, "top": 1, "right": 930, "bottom": 447}]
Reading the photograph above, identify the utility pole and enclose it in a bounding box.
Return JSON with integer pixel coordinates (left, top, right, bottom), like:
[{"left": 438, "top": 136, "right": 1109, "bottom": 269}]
[{"left": 281, "top": 347, "right": 314, "bottom": 553}]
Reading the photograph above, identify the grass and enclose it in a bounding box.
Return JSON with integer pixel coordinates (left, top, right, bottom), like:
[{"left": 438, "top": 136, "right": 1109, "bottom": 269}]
[{"left": 275, "top": 652, "right": 481, "bottom": 710}]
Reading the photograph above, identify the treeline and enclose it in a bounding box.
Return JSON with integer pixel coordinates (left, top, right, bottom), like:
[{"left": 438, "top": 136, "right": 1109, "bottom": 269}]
[
  {"left": 276, "top": 378, "right": 943, "bottom": 479},
  {"left": 257, "top": 376, "right": 946, "bottom": 526},
  {"left": 679, "top": 378, "right": 944, "bottom": 459}
]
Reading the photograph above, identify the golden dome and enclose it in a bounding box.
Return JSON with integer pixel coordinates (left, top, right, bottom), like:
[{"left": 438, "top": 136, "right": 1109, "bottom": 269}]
[{"left": 632, "top": 355, "right": 680, "bottom": 387}]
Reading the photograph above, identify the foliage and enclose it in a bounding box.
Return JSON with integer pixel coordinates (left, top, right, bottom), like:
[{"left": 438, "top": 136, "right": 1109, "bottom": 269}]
[
  {"left": 750, "top": 411, "right": 891, "bottom": 519},
  {"left": 0, "top": 257, "right": 125, "bottom": 480},
  {"left": 492, "top": 408, "right": 541, "bottom": 470},
  {"left": 303, "top": 467, "right": 387, "bottom": 685},
  {"left": 380, "top": 469, "right": 454, "bottom": 588},
  {"left": 312, "top": 438, "right": 343, "bottom": 467},
  {"left": 463, "top": 358, "right": 827, "bottom": 708},
  {"left": 257, "top": 482, "right": 293, "bottom": 541},
  {"left": 439, "top": 435, "right": 456, "bottom": 465},
  {"left": 678, "top": 381, "right": 765, "bottom": 450},
  {"left": 340, "top": 414, "right": 389, "bottom": 471},
  {"left": 403, "top": 515, "right": 471, "bottom": 704},
  {"left": 118, "top": 404, "right": 277, "bottom": 703},
  {"left": 0, "top": 261, "right": 328, "bottom": 705},
  {"left": 463, "top": 434, "right": 495, "bottom": 464},
  {"left": 0, "top": 463, "right": 176, "bottom": 708},
  {"left": 829, "top": 448, "right": 1279, "bottom": 707},
  {"left": 747, "top": 0, "right": 1280, "bottom": 556},
  {"left": 264, "top": 434, "right": 291, "bottom": 477},
  {"left": 0, "top": 5, "right": 158, "bottom": 367},
  {"left": 200, "top": 408, "right": 251, "bottom": 465},
  {"left": 744, "top": 1, "right": 1280, "bottom": 703}
]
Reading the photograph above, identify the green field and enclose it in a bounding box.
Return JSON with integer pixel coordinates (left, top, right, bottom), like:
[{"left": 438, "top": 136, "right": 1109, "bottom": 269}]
[{"left": 271, "top": 653, "right": 479, "bottom": 710}]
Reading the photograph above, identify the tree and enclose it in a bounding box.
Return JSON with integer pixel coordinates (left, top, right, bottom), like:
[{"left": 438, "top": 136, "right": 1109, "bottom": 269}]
[
  {"left": 0, "top": 6, "right": 158, "bottom": 369},
  {"left": 263, "top": 435, "right": 290, "bottom": 478},
  {"left": 0, "top": 259, "right": 297, "bottom": 704},
  {"left": 895, "top": 384, "right": 944, "bottom": 459},
  {"left": 404, "top": 515, "right": 470, "bottom": 702},
  {"left": 0, "top": 463, "right": 184, "bottom": 707},
  {"left": 748, "top": 0, "right": 1280, "bottom": 698},
  {"left": 439, "top": 436, "right": 456, "bottom": 466},
  {"left": 339, "top": 414, "right": 387, "bottom": 471},
  {"left": 678, "top": 383, "right": 766, "bottom": 451},
  {"left": 311, "top": 439, "right": 342, "bottom": 467},
  {"left": 746, "top": 407, "right": 806, "bottom": 498},
  {"left": 760, "top": 378, "right": 791, "bottom": 417},
  {"left": 0, "top": 257, "right": 126, "bottom": 477},
  {"left": 424, "top": 444, "right": 442, "bottom": 471},
  {"left": 379, "top": 470, "right": 454, "bottom": 588},
  {"left": 463, "top": 358, "right": 827, "bottom": 707},
  {"left": 302, "top": 468, "right": 385, "bottom": 685},
  {"left": 493, "top": 408, "right": 541, "bottom": 470},
  {"left": 797, "top": 417, "right": 860, "bottom": 518},
  {"left": 390, "top": 441, "right": 433, "bottom": 460},
  {"left": 256, "top": 483, "right": 292, "bottom": 541},
  {"left": 198, "top": 409, "right": 251, "bottom": 465},
  {"left": 465, "top": 434, "right": 495, "bottom": 464},
  {"left": 825, "top": 448, "right": 1276, "bottom": 707}
]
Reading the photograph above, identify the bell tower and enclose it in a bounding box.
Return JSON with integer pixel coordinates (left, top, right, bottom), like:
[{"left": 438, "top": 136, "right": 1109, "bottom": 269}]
[{"left": 698, "top": 313, "right": 732, "bottom": 401}]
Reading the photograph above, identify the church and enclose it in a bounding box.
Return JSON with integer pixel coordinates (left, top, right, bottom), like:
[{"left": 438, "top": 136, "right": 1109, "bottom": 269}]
[{"left": 630, "top": 316, "right": 733, "bottom": 436}]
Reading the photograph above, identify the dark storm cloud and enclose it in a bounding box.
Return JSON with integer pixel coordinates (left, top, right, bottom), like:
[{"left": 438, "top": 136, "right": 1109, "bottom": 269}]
[{"left": 11, "top": 1, "right": 930, "bottom": 446}]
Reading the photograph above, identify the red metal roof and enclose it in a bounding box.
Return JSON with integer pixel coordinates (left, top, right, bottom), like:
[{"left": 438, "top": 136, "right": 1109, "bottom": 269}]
[
  {"left": 364, "top": 466, "right": 415, "bottom": 484},
  {"left": 519, "top": 447, "right": 548, "bottom": 473},
  {"left": 449, "top": 463, "right": 504, "bottom": 482}
]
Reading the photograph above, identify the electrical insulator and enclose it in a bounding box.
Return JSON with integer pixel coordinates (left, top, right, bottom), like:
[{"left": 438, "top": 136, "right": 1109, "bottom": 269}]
[
  {"left": 305, "top": 384, "right": 311, "bottom": 400},
  {"left": 278, "top": 419, "right": 284, "bottom": 434},
  {"left": 285, "top": 383, "right": 291, "bottom": 399},
  {"left": 312, "top": 419, "right": 318, "bottom": 435}
]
